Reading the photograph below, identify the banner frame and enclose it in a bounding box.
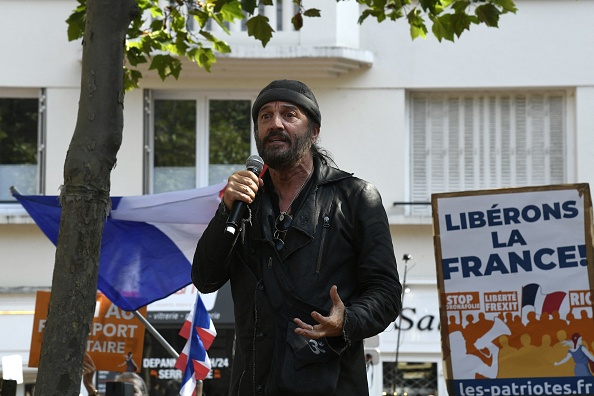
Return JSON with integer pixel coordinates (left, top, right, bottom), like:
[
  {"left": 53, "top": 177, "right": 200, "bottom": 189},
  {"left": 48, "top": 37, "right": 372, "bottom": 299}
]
[{"left": 431, "top": 183, "right": 594, "bottom": 396}]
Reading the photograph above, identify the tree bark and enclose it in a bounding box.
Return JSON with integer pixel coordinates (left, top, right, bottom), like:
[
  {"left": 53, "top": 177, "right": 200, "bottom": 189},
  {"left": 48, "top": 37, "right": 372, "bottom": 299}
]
[{"left": 34, "top": 0, "right": 139, "bottom": 394}]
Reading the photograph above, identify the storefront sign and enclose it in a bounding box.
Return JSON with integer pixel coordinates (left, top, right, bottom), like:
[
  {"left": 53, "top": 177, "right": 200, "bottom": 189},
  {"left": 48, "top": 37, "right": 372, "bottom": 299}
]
[
  {"left": 29, "top": 291, "right": 146, "bottom": 372},
  {"left": 147, "top": 283, "right": 235, "bottom": 325},
  {"left": 433, "top": 184, "right": 594, "bottom": 396}
]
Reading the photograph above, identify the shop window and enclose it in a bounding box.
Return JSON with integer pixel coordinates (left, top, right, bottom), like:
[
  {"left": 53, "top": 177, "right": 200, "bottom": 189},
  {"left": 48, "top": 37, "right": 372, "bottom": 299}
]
[
  {"left": 383, "top": 361, "right": 438, "bottom": 396},
  {"left": 409, "top": 91, "right": 567, "bottom": 216},
  {"left": 146, "top": 91, "right": 252, "bottom": 193}
]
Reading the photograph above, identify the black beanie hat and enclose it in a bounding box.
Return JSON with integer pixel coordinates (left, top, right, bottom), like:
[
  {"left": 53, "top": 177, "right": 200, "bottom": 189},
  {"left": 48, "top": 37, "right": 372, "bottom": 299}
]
[{"left": 252, "top": 80, "right": 321, "bottom": 126}]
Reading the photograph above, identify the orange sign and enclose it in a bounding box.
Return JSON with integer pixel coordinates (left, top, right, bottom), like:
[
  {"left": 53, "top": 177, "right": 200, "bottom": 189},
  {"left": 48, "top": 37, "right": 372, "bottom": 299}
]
[{"left": 29, "top": 291, "right": 146, "bottom": 372}]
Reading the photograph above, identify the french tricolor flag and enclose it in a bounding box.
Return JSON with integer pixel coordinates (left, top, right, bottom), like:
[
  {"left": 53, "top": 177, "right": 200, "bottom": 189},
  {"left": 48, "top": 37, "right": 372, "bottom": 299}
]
[
  {"left": 11, "top": 182, "right": 226, "bottom": 311},
  {"left": 175, "top": 293, "right": 217, "bottom": 396}
]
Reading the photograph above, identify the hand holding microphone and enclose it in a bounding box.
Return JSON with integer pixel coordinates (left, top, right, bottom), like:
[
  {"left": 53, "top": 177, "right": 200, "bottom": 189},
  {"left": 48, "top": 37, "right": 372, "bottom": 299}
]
[{"left": 224, "top": 155, "right": 264, "bottom": 235}]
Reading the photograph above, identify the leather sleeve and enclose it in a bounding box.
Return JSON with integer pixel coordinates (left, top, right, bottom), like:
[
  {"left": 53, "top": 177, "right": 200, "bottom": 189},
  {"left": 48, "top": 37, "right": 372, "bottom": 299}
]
[
  {"left": 342, "top": 181, "right": 402, "bottom": 342},
  {"left": 191, "top": 202, "right": 240, "bottom": 293}
]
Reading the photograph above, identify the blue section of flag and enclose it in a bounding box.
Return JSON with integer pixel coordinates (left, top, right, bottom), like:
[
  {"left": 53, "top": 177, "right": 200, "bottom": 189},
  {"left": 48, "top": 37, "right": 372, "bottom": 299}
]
[
  {"left": 14, "top": 194, "right": 61, "bottom": 245},
  {"left": 11, "top": 183, "right": 225, "bottom": 311},
  {"left": 98, "top": 219, "right": 191, "bottom": 310},
  {"left": 521, "top": 283, "right": 540, "bottom": 308},
  {"left": 192, "top": 294, "right": 213, "bottom": 332}
]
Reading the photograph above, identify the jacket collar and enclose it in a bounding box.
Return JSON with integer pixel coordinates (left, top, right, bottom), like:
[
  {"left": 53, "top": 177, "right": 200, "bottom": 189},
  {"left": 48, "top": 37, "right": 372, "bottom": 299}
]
[{"left": 251, "top": 155, "right": 353, "bottom": 254}]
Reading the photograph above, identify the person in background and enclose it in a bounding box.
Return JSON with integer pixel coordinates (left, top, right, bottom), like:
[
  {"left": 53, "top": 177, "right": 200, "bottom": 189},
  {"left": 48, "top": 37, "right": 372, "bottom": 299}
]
[
  {"left": 118, "top": 352, "right": 139, "bottom": 373},
  {"left": 82, "top": 353, "right": 148, "bottom": 396},
  {"left": 192, "top": 79, "right": 402, "bottom": 395}
]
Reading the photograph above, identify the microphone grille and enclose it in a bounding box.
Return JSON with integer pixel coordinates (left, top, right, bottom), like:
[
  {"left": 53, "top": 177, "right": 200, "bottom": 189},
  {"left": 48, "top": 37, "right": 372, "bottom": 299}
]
[{"left": 246, "top": 155, "right": 264, "bottom": 174}]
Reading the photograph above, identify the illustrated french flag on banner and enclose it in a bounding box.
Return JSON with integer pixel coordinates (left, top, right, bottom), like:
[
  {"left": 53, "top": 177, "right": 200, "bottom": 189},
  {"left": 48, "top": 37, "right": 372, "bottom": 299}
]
[
  {"left": 521, "top": 283, "right": 567, "bottom": 319},
  {"left": 175, "top": 293, "right": 217, "bottom": 396}
]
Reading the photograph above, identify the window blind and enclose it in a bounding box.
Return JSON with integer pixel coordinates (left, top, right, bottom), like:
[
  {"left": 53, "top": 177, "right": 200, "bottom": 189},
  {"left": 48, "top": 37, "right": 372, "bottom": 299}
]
[{"left": 410, "top": 92, "right": 566, "bottom": 215}]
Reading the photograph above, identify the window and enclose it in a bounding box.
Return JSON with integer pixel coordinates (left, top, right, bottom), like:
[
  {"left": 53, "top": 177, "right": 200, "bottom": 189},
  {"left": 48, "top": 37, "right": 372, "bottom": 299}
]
[
  {"left": 410, "top": 91, "right": 567, "bottom": 215},
  {"left": 0, "top": 90, "right": 45, "bottom": 202},
  {"left": 146, "top": 91, "right": 252, "bottom": 193}
]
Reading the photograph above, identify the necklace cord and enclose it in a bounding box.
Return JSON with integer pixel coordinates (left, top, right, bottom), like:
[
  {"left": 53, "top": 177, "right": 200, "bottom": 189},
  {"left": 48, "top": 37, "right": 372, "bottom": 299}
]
[{"left": 280, "top": 169, "right": 312, "bottom": 214}]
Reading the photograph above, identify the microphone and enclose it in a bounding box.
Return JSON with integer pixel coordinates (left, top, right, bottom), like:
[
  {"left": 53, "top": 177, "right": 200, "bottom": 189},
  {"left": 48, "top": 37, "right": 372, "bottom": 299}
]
[{"left": 224, "top": 155, "right": 265, "bottom": 235}]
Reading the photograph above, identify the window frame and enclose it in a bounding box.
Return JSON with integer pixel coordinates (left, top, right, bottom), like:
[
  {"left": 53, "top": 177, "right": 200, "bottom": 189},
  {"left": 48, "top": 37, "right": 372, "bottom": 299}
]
[
  {"left": 406, "top": 89, "right": 575, "bottom": 216},
  {"left": 143, "top": 89, "right": 256, "bottom": 194},
  {"left": 0, "top": 88, "right": 46, "bottom": 204}
]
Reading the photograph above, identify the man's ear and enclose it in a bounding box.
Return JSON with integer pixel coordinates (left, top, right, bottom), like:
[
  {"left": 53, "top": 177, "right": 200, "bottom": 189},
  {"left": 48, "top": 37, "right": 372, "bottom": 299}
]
[{"left": 311, "top": 126, "right": 321, "bottom": 142}]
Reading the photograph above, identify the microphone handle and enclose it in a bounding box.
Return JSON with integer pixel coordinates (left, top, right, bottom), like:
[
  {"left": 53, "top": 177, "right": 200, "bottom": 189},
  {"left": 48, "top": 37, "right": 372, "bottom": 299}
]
[{"left": 224, "top": 165, "right": 262, "bottom": 235}]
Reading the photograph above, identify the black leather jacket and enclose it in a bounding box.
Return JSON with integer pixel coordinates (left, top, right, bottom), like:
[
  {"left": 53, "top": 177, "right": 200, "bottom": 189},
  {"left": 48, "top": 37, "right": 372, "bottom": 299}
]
[{"left": 192, "top": 157, "right": 401, "bottom": 396}]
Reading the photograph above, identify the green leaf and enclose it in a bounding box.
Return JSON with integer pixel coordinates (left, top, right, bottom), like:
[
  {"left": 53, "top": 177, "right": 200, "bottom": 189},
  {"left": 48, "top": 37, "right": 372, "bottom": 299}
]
[
  {"left": 494, "top": 0, "right": 517, "bottom": 13},
  {"left": 420, "top": 0, "right": 443, "bottom": 14},
  {"left": 246, "top": 15, "right": 274, "bottom": 47},
  {"left": 450, "top": 12, "right": 471, "bottom": 37},
  {"left": 241, "top": 0, "right": 257, "bottom": 14},
  {"left": 303, "top": 8, "right": 321, "bottom": 18},
  {"left": 431, "top": 14, "right": 454, "bottom": 42},
  {"left": 174, "top": 34, "right": 189, "bottom": 55},
  {"left": 123, "top": 68, "right": 143, "bottom": 91},
  {"left": 169, "top": 8, "right": 186, "bottom": 31},
  {"left": 126, "top": 47, "right": 148, "bottom": 66},
  {"left": 292, "top": 13, "right": 303, "bottom": 30},
  {"left": 149, "top": 19, "right": 164, "bottom": 31},
  {"left": 358, "top": 9, "right": 374, "bottom": 24},
  {"left": 419, "top": 0, "right": 432, "bottom": 12},
  {"left": 371, "top": 0, "right": 388, "bottom": 10},
  {"left": 476, "top": 3, "right": 500, "bottom": 27},
  {"left": 149, "top": 54, "right": 183, "bottom": 80},
  {"left": 219, "top": 1, "right": 245, "bottom": 22},
  {"left": 407, "top": 9, "right": 427, "bottom": 39},
  {"left": 190, "top": 9, "right": 211, "bottom": 28},
  {"left": 195, "top": 48, "right": 217, "bottom": 72},
  {"left": 451, "top": 0, "right": 470, "bottom": 14},
  {"left": 65, "top": 0, "right": 87, "bottom": 41},
  {"left": 148, "top": 3, "right": 163, "bottom": 18},
  {"left": 212, "top": 0, "right": 227, "bottom": 14},
  {"left": 200, "top": 31, "right": 232, "bottom": 53},
  {"left": 209, "top": 14, "right": 231, "bottom": 35},
  {"left": 410, "top": 24, "right": 427, "bottom": 40}
]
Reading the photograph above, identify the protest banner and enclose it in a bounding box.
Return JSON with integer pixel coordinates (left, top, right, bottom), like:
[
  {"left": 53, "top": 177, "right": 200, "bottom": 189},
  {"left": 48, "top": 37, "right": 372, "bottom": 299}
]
[
  {"left": 432, "top": 184, "right": 594, "bottom": 396},
  {"left": 29, "top": 291, "right": 146, "bottom": 372}
]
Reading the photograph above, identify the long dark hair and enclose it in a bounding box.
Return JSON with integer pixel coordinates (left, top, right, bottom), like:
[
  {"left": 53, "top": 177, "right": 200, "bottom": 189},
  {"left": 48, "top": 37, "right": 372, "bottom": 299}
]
[{"left": 311, "top": 144, "right": 336, "bottom": 167}]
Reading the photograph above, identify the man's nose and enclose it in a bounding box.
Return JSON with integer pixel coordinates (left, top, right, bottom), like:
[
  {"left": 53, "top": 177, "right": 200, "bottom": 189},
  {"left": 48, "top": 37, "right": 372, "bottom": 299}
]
[{"left": 270, "top": 112, "right": 284, "bottom": 128}]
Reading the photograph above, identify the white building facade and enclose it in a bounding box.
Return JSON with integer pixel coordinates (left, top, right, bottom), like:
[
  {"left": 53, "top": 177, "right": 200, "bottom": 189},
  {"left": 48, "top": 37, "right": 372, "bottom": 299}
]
[{"left": 1, "top": 0, "right": 594, "bottom": 395}]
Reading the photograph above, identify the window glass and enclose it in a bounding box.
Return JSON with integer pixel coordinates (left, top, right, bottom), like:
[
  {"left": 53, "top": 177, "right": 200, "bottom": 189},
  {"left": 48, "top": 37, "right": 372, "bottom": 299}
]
[
  {"left": 0, "top": 98, "right": 38, "bottom": 201},
  {"left": 409, "top": 91, "right": 566, "bottom": 216},
  {"left": 153, "top": 100, "right": 196, "bottom": 193},
  {"left": 151, "top": 96, "right": 252, "bottom": 192},
  {"left": 208, "top": 99, "right": 251, "bottom": 185}
]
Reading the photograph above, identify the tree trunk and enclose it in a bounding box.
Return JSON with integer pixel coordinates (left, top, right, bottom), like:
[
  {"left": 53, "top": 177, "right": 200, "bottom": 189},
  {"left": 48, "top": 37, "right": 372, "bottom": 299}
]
[{"left": 34, "top": 0, "right": 138, "bottom": 394}]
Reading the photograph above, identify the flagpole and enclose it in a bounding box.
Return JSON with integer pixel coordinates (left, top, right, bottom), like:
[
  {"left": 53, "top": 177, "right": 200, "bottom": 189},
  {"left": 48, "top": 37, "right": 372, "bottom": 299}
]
[{"left": 132, "top": 310, "right": 179, "bottom": 359}]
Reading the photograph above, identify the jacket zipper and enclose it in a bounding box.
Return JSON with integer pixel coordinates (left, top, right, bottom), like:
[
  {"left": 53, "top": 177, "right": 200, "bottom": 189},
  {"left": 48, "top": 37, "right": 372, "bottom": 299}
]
[{"left": 316, "top": 213, "right": 331, "bottom": 274}]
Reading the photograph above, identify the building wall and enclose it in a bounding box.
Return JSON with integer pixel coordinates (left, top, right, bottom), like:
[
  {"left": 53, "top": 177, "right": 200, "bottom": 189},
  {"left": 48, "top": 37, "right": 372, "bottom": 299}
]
[{"left": 1, "top": 0, "right": 593, "bottom": 394}]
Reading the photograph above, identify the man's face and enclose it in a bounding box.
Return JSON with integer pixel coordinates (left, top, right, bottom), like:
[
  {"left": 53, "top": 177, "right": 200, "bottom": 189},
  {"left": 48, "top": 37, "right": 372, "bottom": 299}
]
[{"left": 255, "top": 101, "right": 319, "bottom": 170}]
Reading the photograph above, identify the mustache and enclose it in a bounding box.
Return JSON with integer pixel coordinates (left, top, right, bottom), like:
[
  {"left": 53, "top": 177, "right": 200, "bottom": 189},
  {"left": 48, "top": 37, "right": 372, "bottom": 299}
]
[{"left": 263, "top": 130, "right": 290, "bottom": 144}]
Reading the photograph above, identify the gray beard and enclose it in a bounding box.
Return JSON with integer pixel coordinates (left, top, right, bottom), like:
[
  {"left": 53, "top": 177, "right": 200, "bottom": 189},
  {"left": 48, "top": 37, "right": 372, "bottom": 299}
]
[{"left": 256, "top": 130, "right": 312, "bottom": 170}]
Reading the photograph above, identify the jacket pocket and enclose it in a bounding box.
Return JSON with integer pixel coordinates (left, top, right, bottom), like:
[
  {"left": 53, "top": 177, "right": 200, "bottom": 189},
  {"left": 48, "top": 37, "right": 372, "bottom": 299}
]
[{"left": 268, "top": 321, "right": 341, "bottom": 396}]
